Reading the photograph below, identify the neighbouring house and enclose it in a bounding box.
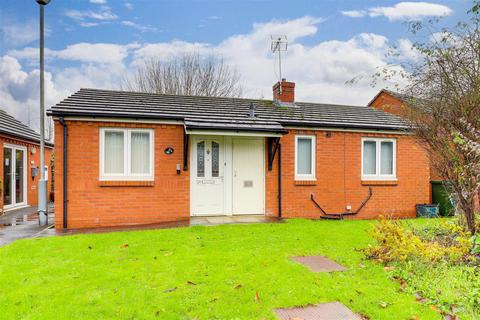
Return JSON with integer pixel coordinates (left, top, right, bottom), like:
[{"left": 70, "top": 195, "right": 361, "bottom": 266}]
[
  {"left": 368, "top": 89, "right": 453, "bottom": 215},
  {"left": 0, "top": 109, "right": 53, "bottom": 213},
  {"left": 47, "top": 80, "right": 431, "bottom": 229},
  {"left": 367, "top": 89, "right": 446, "bottom": 182},
  {"left": 367, "top": 89, "right": 411, "bottom": 118}
]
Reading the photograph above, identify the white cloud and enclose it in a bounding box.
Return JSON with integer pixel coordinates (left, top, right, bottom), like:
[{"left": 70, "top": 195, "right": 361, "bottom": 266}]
[
  {"left": 10, "top": 43, "right": 139, "bottom": 64},
  {"left": 80, "top": 22, "right": 104, "bottom": 28},
  {"left": 65, "top": 5, "right": 117, "bottom": 26},
  {"left": 395, "top": 38, "right": 422, "bottom": 61},
  {"left": 65, "top": 9, "right": 117, "bottom": 21},
  {"left": 90, "top": 0, "right": 107, "bottom": 4},
  {"left": 0, "top": 55, "right": 63, "bottom": 131},
  {"left": 124, "top": 2, "right": 134, "bottom": 10},
  {"left": 121, "top": 21, "right": 159, "bottom": 33},
  {"left": 0, "top": 20, "right": 51, "bottom": 47},
  {"left": 429, "top": 31, "right": 460, "bottom": 46},
  {"left": 57, "top": 43, "right": 138, "bottom": 64},
  {"left": 0, "top": 54, "right": 127, "bottom": 132},
  {"left": 131, "top": 16, "right": 398, "bottom": 104},
  {"left": 343, "top": 2, "right": 452, "bottom": 21},
  {"left": 133, "top": 41, "right": 211, "bottom": 63},
  {"left": 2, "top": 16, "right": 412, "bottom": 130},
  {"left": 369, "top": 2, "right": 452, "bottom": 21},
  {"left": 341, "top": 10, "right": 366, "bottom": 18}
]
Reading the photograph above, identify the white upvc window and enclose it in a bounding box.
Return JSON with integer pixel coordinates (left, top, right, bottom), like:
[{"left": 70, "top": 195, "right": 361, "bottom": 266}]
[
  {"left": 361, "top": 138, "right": 396, "bottom": 180},
  {"left": 100, "top": 128, "right": 154, "bottom": 181},
  {"left": 295, "top": 135, "right": 316, "bottom": 180}
]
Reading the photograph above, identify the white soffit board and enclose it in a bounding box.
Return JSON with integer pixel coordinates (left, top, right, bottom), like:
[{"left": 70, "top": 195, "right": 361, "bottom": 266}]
[{"left": 185, "top": 129, "right": 282, "bottom": 137}]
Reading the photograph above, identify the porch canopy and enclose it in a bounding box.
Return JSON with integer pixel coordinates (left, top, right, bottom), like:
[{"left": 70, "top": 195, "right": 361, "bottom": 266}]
[
  {"left": 183, "top": 117, "right": 286, "bottom": 171},
  {"left": 184, "top": 118, "right": 286, "bottom": 137}
]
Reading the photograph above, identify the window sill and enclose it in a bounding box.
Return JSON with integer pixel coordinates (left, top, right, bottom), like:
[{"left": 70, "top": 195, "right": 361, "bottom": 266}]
[
  {"left": 361, "top": 180, "right": 398, "bottom": 186},
  {"left": 294, "top": 180, "right": 317, "bottom": 186},
  {"left": 98, "top": 180, "right": 155, "bottom": 187}
]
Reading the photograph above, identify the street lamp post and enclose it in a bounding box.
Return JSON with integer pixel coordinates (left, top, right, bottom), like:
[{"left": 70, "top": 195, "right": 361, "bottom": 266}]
[{"left": 36, "top": 0, "right": 50, "bottom": 226}]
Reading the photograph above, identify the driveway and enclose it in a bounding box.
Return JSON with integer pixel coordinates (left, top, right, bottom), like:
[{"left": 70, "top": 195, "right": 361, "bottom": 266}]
[{"left": 0, "top": 206, "right": 54, "bottom": 247}]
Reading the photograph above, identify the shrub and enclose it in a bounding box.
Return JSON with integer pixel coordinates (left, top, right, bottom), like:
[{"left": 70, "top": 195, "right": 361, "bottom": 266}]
[{"left": 365, "top": 217, "right": 473, "bottom": 264}]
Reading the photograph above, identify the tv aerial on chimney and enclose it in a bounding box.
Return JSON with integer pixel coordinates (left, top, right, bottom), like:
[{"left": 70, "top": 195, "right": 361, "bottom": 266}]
[{"left": 271, "top": 35, "right": 288, "bottom": 94}]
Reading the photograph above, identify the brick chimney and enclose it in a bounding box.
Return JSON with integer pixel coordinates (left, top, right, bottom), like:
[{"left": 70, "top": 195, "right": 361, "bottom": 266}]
[{"left": 273, "top": 78, "right": 295, "bottom": 103}]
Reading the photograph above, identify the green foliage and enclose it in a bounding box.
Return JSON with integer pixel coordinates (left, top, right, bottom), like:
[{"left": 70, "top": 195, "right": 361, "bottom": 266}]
[
  {"left": 366, "top": 217, "right": 473, "bottom": 264},
  {"left": 472, "top": 234, "right": 480, "bottom": 255},
  {"left": 469, "top": 1, "right": 480, "bottom": 15},
  {"left": 367, "top": 218, "right": 480, "bottom": 318},
  {"left": 390, "top": 261, "right": 480, "bottom": 318}
]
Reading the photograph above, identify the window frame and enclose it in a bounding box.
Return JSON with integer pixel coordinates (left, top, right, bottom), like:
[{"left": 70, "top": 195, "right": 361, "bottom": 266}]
[
  {"left": 361, "top": 137, "right": 397, "bottom": 181},
  {"left": 294, "top": 135, "right": 316, "bottom": 181},
  {"left": 100, "top": 128, "right": 154, "bottom": 181}
]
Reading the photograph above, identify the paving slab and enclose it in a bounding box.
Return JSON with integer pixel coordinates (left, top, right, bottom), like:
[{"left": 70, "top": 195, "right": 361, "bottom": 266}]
[
  {"left": 291, "top": 255, "right": 347, "bottom": 273},
  {"left": 0, "top": 206, "right": 54, "bottom": 247},
  {"left": 275, "top": 302, "right": 363, "bottom": 320},
  {"left": 192, "top": 215, "right": 279, "bottom": 226},
  {"left": 206, "top": 216, "right": 236, "bottom": 224}
]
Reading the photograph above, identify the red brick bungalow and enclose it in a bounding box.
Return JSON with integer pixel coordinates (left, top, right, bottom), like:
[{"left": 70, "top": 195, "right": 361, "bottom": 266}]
[
  {"left": 47, "top": 80, "right": 431, "bottom": 229},
  {"left": 0, "top": 109, "right": 53, "bottom": 213}
]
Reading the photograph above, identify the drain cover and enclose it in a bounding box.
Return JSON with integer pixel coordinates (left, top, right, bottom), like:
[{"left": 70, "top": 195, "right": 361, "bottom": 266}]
[{"left": 291, "top": 256, "right": 347, "bottom": 273}]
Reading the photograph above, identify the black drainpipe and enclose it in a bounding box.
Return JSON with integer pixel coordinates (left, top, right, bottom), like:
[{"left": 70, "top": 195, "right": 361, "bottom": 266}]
[
  {"left": 278, "top": 143, "right": 282, "bottom": 218},
  {"left": 59, "top": 117, "right": 68, "bottom": 229}
]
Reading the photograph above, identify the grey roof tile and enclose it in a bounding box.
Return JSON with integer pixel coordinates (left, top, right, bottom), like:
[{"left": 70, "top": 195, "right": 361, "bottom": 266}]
[
  {"left": 0, "top": 108, "right": 42, "bottom": 143},
  {"left": 47, "top": 88, "right": 409, "bottom": 131}
]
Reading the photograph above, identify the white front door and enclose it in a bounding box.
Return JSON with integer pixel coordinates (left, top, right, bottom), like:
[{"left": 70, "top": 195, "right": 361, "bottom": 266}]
[
  {"left": 3, "top": 145, "right": 27, "bottom": 210},
  {"left": 191, "top": 136, "right": 225, "bottom": 216},
  {"left": 232, "top": 138, "right": 265, "bottom": 214}
]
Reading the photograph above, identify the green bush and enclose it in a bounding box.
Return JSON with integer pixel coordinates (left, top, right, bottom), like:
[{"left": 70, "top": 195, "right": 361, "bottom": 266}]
[
  {"left": 391, "top": 261, "right": 480, "bottom": 317},
  {"left": 365, "top": 217, "right": 473, "bottom": 264},
  {"left": 366, "top": 217, "right": 480, "bottom": 318}
]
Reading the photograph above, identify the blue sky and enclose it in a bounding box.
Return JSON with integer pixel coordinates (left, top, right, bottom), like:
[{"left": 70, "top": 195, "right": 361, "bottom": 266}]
[{"left": 0, "top": 0, "right": 474, "bottom": 130}]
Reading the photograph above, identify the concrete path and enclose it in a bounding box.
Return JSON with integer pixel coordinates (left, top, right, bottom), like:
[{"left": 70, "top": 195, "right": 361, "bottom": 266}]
[
  {"left": 0, "top": 206, "right": 54, "bottom": 247},
  {"left": 190, "top": 215, "right": 279, "bottom": 226},
  {"left": 0, "top": 213, "right": 280, "bottom": 246}
]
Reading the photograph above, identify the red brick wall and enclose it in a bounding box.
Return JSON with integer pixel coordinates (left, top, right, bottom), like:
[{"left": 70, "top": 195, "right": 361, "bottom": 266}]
[
  {"left": 369, "top": 91, "right": 443, "bottom": 184},
  {"left": 54, "top": 119, "right": 431, "bottom": 228},
  {"left": 53, "top": 120, "right": 189, "bottom": 229},
  {"left": 265, "top": 130, "right": 431, "bottom": 219},
  {"left": 369, "top": 91, "right": 408, "bottom": 117},
  {"left": 0, "top": 135, "right": 53, "bottom": 210},
  {"left": 273, "top": 80, "right": 295, "bottom": 103}
]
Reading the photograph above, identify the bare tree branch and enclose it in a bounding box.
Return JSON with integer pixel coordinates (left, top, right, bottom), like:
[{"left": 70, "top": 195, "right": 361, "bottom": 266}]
[
  {"left": 402, "top": 3, "right": 480, "bottom": 234},
  {"left": 363, "top": 2, "right": 480, "bottom": 233},
  {"left": 122, "top": 52, "right": 243, "bottom": 98}
]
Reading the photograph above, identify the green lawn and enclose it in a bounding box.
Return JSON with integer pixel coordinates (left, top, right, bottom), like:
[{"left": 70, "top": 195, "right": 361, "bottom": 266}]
[{"left": 0, "top": 219, "right": 442, "bottom": 319}]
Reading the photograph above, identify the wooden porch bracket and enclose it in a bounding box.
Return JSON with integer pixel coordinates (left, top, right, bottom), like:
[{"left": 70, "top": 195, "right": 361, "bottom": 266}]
[{"left": 268, "top": 137, "right": 280, "bottom": 171}]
